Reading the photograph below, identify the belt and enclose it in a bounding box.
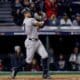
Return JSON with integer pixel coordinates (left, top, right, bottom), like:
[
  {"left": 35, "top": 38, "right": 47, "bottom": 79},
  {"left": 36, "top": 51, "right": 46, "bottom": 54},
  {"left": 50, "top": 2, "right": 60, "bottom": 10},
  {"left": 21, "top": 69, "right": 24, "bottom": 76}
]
[{"left": 29, "top": 38, "right": 38, "bottom": 41}]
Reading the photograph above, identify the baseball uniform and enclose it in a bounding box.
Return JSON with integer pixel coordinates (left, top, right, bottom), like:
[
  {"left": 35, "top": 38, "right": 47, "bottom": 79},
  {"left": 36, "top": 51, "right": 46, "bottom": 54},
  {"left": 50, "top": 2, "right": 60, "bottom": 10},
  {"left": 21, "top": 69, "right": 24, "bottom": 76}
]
[{"left": 23, "top": 17, "right": 48, "bottom": 63}]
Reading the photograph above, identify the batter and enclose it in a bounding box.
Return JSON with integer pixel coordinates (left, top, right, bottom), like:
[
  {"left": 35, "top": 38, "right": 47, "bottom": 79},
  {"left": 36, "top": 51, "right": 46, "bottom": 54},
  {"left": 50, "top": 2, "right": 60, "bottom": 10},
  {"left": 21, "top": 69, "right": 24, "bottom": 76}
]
[{"left": 11, "top": 8, "right": 51, "bottom": 79}]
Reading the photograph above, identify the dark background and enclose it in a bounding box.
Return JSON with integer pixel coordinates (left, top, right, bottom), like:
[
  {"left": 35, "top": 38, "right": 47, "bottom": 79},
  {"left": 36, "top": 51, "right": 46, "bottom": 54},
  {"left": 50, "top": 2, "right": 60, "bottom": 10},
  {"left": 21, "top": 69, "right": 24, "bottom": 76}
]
[{"left": 0, "top": 35, "right": 80, "bottom": 71}]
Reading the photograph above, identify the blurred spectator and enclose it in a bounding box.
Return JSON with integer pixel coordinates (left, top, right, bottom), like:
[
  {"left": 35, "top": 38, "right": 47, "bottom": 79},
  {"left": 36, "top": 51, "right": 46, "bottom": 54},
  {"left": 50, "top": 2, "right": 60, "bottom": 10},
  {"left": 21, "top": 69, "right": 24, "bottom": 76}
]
[
  {"left": 47, "top": 15, "right": 59, "bottom": 26},
  {"left": 30, "top": 2, "right": 36, "bottom": 16},
  {"left": 39, "top": 0, "right": 45, "bottom": 11},
  {"left": 10, "top": 0, "right": 80, "bottom": 26},
  {"left": 57, "top": 0, "right": 65, "bottom": 16},
  {"left": 0, "top": 59, "right": 4, "bottom": 71},
  {"left": 10, "top": 45, "right": 24, "bottom": 71},
  {"left": 34, "top": 10, "right": 46, "bottom": 21},
  {"left": 0, "top": 0, "right": 8, "bottom": 3},
  {"left": 60, "top": 13, "right": 72, "bottom": 26},
  {"left": 73, "top": 13, "right": 80, "bottom": 26},
  {"left": 58, "top": 0, "right": 72, "bottom": 17},
  {"left": 14, "top": 0, "right": 22, "bottom": 9},
  {"left": 71, "top": 0, "right": 80, "bottom": 15},
  {"left": 56, "top": 54, "right": 66, "bottom": 71},
  {"left": 31, "top": 59, "right": 41, "bottom": 72},
  {"left": 76, "top": 52, "right": 80, "bottom": 71},
  {"left": 45, "top": 0, "right": 58, "bottom": 19},
  {"left": 22, "top": 0, "right": 30, "bottom": 8},
  {"left": 69, "top": 47, "right": 79, "bottom": 71},
  {"left": 12, "top": 0, "right": 23, "bottom": 26},
  {"left": 33, "top": 0, "right": 45, "bottom": 11},
  {"left": 22, "top": 0, "right": 36, "bottom": 16},
  {"left": 48, "top": 47, "right": 55, "bottom": 71}
]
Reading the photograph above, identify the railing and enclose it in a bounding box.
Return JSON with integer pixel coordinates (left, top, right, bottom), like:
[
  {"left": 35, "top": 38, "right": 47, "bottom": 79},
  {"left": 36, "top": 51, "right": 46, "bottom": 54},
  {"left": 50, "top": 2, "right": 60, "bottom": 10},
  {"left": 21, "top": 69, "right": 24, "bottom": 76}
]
[
  {"left": 14, "top": 26, "right": 80, "bottom": 35},
  {"left": 0, "top": 26, "right": 80, "bottom": 35}
]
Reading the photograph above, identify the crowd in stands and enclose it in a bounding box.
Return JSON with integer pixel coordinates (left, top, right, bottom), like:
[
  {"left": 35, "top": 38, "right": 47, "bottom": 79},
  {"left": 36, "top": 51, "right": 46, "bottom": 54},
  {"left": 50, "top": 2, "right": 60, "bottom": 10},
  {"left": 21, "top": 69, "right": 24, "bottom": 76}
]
[
  {"left": 12, "top": 0, "right": 80, "bottom": 26},
  {"left": 0, "top": 46, "right": 80, "bottom": 71},
  {"left": 0, "top": 37, "right": 80, "bottom": 71}
]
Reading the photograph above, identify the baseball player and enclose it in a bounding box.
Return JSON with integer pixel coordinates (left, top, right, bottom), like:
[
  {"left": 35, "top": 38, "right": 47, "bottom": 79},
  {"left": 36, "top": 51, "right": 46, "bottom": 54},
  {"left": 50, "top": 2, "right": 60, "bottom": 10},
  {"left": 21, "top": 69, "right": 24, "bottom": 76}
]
[{"left": 11, "top": 8, "right": 51, "bottom": 79}]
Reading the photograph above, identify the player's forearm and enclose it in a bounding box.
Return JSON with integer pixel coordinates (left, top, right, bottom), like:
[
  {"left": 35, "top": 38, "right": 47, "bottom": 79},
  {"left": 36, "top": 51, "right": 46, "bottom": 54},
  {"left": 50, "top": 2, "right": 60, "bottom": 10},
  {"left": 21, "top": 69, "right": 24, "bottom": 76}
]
[
  {"left": 36, "top": 24, "right": 44, "bottom": 31},
  {"left": 39, "top": 21, "right": 44, "bottom": 27},
  {"left": 35, "top": 21, "right": 44, "bottom": 28}
]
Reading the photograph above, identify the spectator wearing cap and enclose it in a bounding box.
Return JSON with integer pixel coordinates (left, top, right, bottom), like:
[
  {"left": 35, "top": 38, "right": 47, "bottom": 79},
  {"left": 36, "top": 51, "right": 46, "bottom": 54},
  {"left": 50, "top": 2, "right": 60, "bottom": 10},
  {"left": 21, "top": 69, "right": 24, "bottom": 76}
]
[
  {"left": 73, "top": 13, "right": 80, "bottom": 26},
  {"left": 60, "top": 13, "right": 72, "bottom": 26},
  {"left": 10, "top": 45, "right": 25, "bottom": 73}
]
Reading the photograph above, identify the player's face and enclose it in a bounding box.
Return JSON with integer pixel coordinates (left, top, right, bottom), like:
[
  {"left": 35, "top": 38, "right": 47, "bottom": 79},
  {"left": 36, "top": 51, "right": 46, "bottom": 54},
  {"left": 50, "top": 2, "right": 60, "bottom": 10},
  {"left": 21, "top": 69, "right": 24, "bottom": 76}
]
[{"left": 24, "top": 12, "right": 31, "bottom": 18}]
